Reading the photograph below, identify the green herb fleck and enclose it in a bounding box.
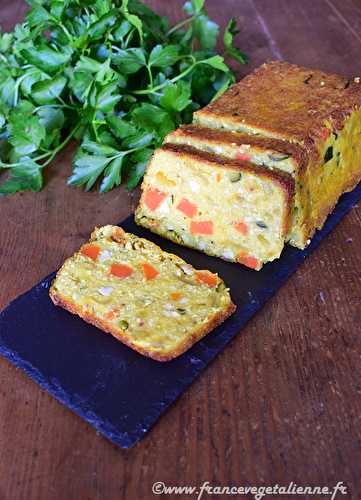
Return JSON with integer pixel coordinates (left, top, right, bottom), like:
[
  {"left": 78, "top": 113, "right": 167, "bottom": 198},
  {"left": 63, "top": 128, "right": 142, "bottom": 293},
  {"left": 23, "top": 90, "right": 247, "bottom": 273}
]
[
  {"left": 336, "top": 151, "right": 341, "bottom": 167},
  {"left": 228, "top": 171, "right": 242, "bottom": 182},
  {"left": 324, "top": 146, "right": 333, "bottom": 163},
  {"left": 268, "top": 153, "right": 290, "bottom": 162},
  {"left": 119, "top": 320, "right": 129, "bottom": 330}
]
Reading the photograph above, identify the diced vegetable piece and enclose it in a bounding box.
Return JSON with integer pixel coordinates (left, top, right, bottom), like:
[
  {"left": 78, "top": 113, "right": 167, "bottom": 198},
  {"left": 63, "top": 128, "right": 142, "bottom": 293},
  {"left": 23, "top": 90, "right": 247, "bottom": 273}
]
[
  {"left": 216, "top": 173, "right": 221, "bottom": 182},
  {"left": 144, "top": 188, "right": 167, "bottom": 211},
  {"left": 170, "top": 292, "right": 182, "bottom": 301},
  {"left": 105, "top": 308, "right": 121, "bottom": 320},
  {"left": 320, "top": 127, "right": 331, "bottom": 140},
  {"left": 228, "top": 171, "right": 242, "bottom": 182},
  {"left": 234, "top": 221, "right": 249, "bottom": 235},
  {"left": 237, "top": 252, "right": 259, "bottom": 270},
  {"left": 177, "top": 197, "right": 198, "bottom": 218},
  {"left": 236, "top": 150, "right": 251, "bottom": 162},
  {"left": 80, "top": 244, "right": 101, "bottom": 261},
  {"left": 156, "top": 171, "right": 176, "bottom": 187},
  {"left": 190, "top": 220, "right": 214, "bottom": 235},
  {"left": 196, "top": 270, "right": 218, "bottom": 288},
  {"left": 98, "top": 286, "right": 113, "bottom": 296},
  {"left": 268, "top": 152, "right": 290, "bottom": 162},
  {"left": 111, "top": 227, "right": 125, "bottom": 242},
  {"left": 142, "top": 262, "right": 159, "bottom": 280},
  {"left": 110, "top": 263, "right": 133, "bottom": 278}
]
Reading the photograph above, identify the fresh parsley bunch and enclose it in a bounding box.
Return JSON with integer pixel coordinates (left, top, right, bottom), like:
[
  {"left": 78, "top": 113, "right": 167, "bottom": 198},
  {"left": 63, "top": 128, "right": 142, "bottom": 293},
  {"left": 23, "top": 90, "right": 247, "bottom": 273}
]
[{"left": 0, "top": 0, "right": 247, "bottom": 193}]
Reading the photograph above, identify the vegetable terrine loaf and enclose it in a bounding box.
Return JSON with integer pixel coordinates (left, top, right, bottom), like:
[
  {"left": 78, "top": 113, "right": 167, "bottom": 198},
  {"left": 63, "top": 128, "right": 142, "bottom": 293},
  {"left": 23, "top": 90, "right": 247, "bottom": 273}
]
[
  {"left": 49, "top": 225, "right": 235, "bottom": 361},
  {"left": 165, "top": 124, "right": 308, "bottom": 248},
  {"left": 135, "top": 144, "right": 294, "bottom": 270},
  {"left": 193, "top": 60, "right": 361, "bottom": 247}
]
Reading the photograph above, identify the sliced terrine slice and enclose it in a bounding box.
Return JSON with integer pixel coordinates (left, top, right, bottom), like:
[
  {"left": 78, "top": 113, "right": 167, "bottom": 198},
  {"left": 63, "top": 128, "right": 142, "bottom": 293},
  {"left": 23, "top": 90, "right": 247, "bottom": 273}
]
[{"left": 135, "top": 144, "right": 294, "bottom": 270}]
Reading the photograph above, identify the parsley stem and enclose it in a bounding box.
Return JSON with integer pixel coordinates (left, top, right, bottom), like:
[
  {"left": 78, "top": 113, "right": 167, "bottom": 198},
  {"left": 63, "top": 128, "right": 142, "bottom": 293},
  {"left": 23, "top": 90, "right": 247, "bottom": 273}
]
[
  {"left": 58, "top": 23, "right": 73, "bottom": 42},
  {"left": 167, "top": 15, "right": 197, "bottom": 36},
  {"left": 42, "top": 124, "right": 81, "bottom": 167},
  {"left": 56, "top": 95, "right": 69, "bottom": 107},
  {"left": 13, "top": 70, "right": 38, "bottom": 107},
  {"left": 0, "top": 151, "right": 51, "bottom": 168},
  {"left": 101, "top": 145, "right": 145, "bottom": 164},
  {"left": 132, "top": 60, "right": 197, "bottom": 95},
  {"left": 33, "top": 103, "right": 76, "bottom": 113},
  {"left": 124, "top": 28, "right": 135, "bottom": 48},
  {"left": 146, "top": 65, "right": 153, "bottom": 87},
  {"left": 0, "top": 125, "right": 81, "bottom": 170}
]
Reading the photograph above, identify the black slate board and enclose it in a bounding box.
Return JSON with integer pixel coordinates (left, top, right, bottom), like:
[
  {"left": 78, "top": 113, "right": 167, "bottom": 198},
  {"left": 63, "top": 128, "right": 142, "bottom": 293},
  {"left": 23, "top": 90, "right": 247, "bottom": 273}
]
[{"left": 0, "top": 183, "right": 360, "bottom": 449}]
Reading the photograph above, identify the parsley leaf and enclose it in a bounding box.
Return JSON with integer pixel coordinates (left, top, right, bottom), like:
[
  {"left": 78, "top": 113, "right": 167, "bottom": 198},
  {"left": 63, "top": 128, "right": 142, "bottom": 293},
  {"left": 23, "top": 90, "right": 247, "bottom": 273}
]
[
  {"left": 193, "top": 15, "right": 219, "bottom": 50},
  {"left": 88, "top": 10, "right": 118, "bottom": 39},
  {"left": 192, "top": 0, "right": 205, "bottom": 13},
  {"left": 131, "top": 103, "right": 175, "bottom": 138},
  {"left": 31, "top": 75, "right": 67, "bottom": 105},
  {"left": 148, "top": 45, "right": 179, "bottom": 68},
  {"left": 0, "top": 159, "right": 43, "bottom": 194},
  {"left": 201, "top": 55, "right": 229, "bottom": 72},
  {"left": 224, "top": 18, "right": 249, "bottom": 64},
  {"left": 8, "top": 112, "right": 46, "bottom": 157},
  {"left": 112, "top": 48, "right": 146, "bottom": 74},
  {"left": 100, "top": 155, "right": 125, "bottom": 192},
  {"left": 106, "top": 115, "right": 137, "bottom": 139},
  {"left": 126, "top": 148, "right": 153, "bottom": 191},
  {"left": 160, "top": 81, "right": 192, "bottom": 112},
  {"left": 68, "top": 154, "right": 114, "bottom": 191},
  {"left": 21, "top": 46, "right": 72, "bottom": 74}
]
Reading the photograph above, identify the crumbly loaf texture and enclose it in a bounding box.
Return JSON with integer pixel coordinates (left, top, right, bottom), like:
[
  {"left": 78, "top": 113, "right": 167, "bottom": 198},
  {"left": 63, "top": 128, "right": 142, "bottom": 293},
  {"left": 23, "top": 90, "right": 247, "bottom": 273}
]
[
  {"left": 49, "top": 225, "right": 236, "bottom": 361},
  {"left": 165, "top": 125, "right": 308, "bottom": 247},
  {"left": 135, "top": 143, "right": 294, "bottom": 270},
  {"left": 193, "top": 61, "right": 361, "bottom": 247}
]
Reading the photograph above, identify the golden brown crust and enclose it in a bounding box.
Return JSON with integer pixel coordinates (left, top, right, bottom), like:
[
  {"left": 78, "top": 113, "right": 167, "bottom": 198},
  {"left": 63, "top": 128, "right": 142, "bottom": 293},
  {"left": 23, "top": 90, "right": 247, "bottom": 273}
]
[
  {"left": 289, "top": 168, "right": 361, "bottom": 246},
  {"left": 312, "top": 172, "right": 361, "bottom": 234},
  {"left": 194, "top": 60, "right": 361, "bottom": 144},
  {"left": 167, "top": 124, "right": 309, "bottom": 173},
  {"left": 49, "top": 288, "right": 236, "bottom": 362}
]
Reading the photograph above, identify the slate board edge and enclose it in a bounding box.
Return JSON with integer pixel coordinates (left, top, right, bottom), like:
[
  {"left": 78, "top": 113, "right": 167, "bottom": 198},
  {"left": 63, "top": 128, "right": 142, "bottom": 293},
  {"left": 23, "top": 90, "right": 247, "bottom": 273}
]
[{"left": 0, "top": 183, "right": 360, "bottom": 449}]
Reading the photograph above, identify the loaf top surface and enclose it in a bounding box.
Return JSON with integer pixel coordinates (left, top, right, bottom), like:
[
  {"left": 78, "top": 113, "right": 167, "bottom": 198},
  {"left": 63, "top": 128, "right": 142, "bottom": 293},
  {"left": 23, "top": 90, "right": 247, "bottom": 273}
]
[
  {"left": 49, "top": 225, "right": 235, "bottom": 361},
  {"left": 194, "top": 61, "right": 361, "bottom": 143}
]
